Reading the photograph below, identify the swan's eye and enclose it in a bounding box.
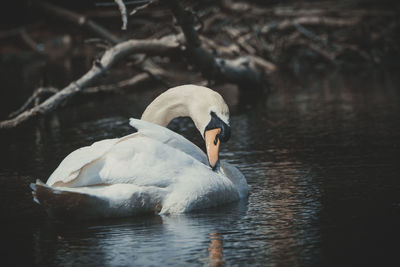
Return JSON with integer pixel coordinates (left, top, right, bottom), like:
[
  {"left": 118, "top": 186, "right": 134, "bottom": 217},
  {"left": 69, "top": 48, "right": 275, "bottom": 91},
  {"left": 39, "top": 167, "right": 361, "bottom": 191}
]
[
  {"left": 214, "top": 134, "right": 219, "bottom": 145},
  {"left": 206, "top": 112, "right": 230, "bottom": 143}
]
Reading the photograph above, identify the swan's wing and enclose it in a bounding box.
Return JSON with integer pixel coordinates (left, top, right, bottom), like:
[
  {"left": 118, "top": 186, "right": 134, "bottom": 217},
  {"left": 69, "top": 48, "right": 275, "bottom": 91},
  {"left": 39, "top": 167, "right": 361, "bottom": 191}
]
[
  {"left": 220, "top": 160, "right": 248, "bottom": 199},
  {"left": 47, "top": 119, "right": 207, "bottom": 187},
  {"left": 76, "top": 135, "right": 207, "bottom": 186},
  {"left": 129, "top": 118, "right": 208, "bottom": 165},
  {"left": 46, "top": 137, "right": 124, "bottom": 186},
  {"left": 46, "top": 131, "right": 208, "bottom": 188}
]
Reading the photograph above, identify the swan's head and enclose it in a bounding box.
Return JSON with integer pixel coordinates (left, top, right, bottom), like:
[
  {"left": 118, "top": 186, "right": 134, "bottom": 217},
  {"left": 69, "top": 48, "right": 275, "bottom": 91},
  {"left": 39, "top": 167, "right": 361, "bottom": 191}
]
[
  {"left": 203, "top": 112, "right": 231, "bottom": 170},
  {"left": 186, "top": 87, "right": 231, "bottom": 170},
  {"left": 141, "top": 84, "right": 231, "bottom": 169}
]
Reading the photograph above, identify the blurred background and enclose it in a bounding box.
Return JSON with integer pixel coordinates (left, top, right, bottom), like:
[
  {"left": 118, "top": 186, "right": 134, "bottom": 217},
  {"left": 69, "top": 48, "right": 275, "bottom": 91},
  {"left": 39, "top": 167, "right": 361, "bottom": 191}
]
[
  {"left": 0, "top": 0, "right": 398, "bottom": 119},
  {"left": 0, "top": 1, "right": 399, "bottom": 266}
]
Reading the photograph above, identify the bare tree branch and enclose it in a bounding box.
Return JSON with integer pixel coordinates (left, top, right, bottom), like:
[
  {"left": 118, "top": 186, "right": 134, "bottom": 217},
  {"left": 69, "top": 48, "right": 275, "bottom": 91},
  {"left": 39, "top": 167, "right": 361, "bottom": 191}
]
[
  {"left": 130, "top": 0, "right": 155, "bottom": 15},
  {"left": 83, "top": 73, "right": 150, "bottom": 94},
  {"left": 166, "top": 0, "right": 267, "bottom": 89},
  {"left": 19, "top": 29, "right": 46, "bottom": 54},
  {"left": 261, "top": 16, "right": 361, "bottom": 35},
  {"left": 221, "top": 0, "right": 394, "bottom": 17},
  {"left": 0, "top": 37, "right": 179, "bottom": 129},
  {"left": 114, "top": 0, "right": 128, "bottom": 30},
  {"left": 200, "top": 35, "right": 240, "bottom": 57},
  {"left": 8, "top": 87, "right": 58, "bottom": 118},
  {"left": 35, "top": 0, "right": 121, "bottom": 44}
]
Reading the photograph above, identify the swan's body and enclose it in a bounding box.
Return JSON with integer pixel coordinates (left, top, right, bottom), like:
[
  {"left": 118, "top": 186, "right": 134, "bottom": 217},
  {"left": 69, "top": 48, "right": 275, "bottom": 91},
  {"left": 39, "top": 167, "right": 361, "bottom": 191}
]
[{"left": 31, "top": 85, "right": 248, "bottom": 219}]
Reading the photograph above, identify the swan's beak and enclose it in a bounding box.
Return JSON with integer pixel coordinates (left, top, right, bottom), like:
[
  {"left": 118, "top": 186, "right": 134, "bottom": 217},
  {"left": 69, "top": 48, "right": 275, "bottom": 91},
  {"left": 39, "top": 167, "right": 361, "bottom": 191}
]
[{"left": 205, "top": 128, "right": 221, "bottom": 170}]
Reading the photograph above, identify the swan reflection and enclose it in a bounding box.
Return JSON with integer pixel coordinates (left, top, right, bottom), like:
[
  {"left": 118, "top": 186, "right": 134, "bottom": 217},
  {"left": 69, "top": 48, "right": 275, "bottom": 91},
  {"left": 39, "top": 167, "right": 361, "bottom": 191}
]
[
  {"left": 208, "top": 232, "right": 224, "bottom": 267},
  {"left": 33, "top": 201, "right": 248, "bottom": 266}
]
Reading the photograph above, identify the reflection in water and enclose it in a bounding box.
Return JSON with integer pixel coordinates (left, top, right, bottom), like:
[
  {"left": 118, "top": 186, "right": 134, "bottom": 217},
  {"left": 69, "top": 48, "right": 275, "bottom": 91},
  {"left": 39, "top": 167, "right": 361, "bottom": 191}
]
[
  {"left": 208, "top": 233, "right": 224, "bottom": 267},
  {"left": 242, "top": 147, "right": 321, "bottom": 266},
  {"left": 30, "top": 206, "right": 248, "bottom": 266}
]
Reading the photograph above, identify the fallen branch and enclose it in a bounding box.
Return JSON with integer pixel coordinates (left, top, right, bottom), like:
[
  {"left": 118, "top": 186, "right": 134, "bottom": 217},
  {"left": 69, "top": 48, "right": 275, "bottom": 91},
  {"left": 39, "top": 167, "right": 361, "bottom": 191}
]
[
  {"left": 270, "top": 8, "right": 394, "bottom": 17},
  {"left": 200, "top": 35, "right": 240, "bottom": 57},
  {"left": 236, "top": 33, "right": 257, "bottom": 55},
  {"left": 83, "top": 59, "right": 173, "bottom": 93},
  {"left": 0, "top": 27, "right": 46, "bottom": 54},
  {"left": 96, "top": 0, "right": 151, "bottom": 7},
  {"left": 221, "top": 1, "right": 394, "bottom": 18},
  {"left": 295, "top": 38, "right": 337, "bottom": 61},
  {"left": 247, "top": 56, "right": 277, "bottom": 74},
  {"left": 166, "top": 0, "right": 266, "bottom": 89},
  {"left": 19, "top": 29, "right": 46, "bottom": 54},
  {"left": 8, "top": 87, "right": 58, "bottom": 118},
  {"left": 293, "top": 22, "right": 328, "bottom": 46},
  {"left": 200, "top": 35, "right": 276, "bottom": 73},
  {"left": 130, "top": 0, "right": 155, "bottom": 15},
  {"left": 83, "top": 73, "right": 150, "bottom": 94},
  {"left": 261, "top": 16, "right": 361, "bottom": 35},
  {"left": 35, "top": 0, "right": 121, "bottom": 44},
  {"left": 0, "top": 37, "right": 179, "bottom": 129},
  {"left": 220, "top": 0, "right": 267, "bottom": 15},
  {"left": 114, "top": 0, "right": 128, "bottom": 30}
]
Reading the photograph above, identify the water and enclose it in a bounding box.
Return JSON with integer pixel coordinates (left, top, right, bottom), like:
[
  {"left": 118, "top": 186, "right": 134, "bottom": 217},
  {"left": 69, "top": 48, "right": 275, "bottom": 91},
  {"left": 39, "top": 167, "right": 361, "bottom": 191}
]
[{"left": 0, "top": 70, "right": 399, "bottom": 266}]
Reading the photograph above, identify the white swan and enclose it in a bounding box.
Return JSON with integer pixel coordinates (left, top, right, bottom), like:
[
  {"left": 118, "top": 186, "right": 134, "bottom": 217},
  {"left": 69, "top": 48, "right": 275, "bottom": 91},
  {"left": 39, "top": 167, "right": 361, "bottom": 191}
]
[{"left": 31, "top": 85, "right": 248, "bottom": 219}]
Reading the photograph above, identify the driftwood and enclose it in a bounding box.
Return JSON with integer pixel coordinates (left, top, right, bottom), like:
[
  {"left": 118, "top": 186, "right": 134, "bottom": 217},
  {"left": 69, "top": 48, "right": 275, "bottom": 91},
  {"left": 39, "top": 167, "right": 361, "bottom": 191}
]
[
  {"left": 8, "top": 87, "right": 58, "bottom": 119},
  {"left": 221, "top": 0, "right": 394, "bottom": 17},
  {"left": 130, "top": 0, "right": 155, "bottom": 16},
  {"left": 166, "top": 0, "right": 266, "bottom": 89},
  {"left": 0, "top": 37, "right": 179, "bottom": 129},
  {"left": 114, "top": 0, "right": 128, "bottom": 30},
  {"left": 260, "top": 16, "right": 361, "bottom": 35},
  {"left": 83, "top": 59, "right": 173, "bottom": 94},
  {"left": 1, "top": 1, "right": 274, "bottom": 129},
  {"left": 83, "top": 72, "right": 151, "bottom": 94}
]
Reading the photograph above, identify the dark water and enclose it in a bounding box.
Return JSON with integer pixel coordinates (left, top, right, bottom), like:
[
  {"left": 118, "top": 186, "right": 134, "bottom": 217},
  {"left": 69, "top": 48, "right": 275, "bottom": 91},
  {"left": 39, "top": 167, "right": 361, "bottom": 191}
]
[{"left": 1, "top": 71, "right": 399, "bottom": 266}]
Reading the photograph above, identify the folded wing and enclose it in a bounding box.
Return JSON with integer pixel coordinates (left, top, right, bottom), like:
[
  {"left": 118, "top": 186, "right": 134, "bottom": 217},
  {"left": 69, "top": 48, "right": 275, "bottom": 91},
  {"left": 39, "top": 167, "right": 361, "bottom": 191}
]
[{"left": 46, "top": 119, "right": 208, "bottom": 187}]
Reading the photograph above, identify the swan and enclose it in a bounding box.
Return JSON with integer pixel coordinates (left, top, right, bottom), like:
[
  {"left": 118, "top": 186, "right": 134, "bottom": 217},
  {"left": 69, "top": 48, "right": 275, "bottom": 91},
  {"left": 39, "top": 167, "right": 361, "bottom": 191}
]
[{"left": 31, "top": 85, "right": 248, "bottom": 219}]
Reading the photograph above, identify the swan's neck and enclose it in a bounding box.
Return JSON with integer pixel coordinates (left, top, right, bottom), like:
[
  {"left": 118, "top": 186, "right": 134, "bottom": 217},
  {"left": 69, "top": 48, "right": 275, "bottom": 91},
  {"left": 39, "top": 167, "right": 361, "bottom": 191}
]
[
  {"left": 140, "top": 85, "right": 228, "bottom": 135},
  {"left": 141, "top": 89, "right": 191, "bottom": 127}
]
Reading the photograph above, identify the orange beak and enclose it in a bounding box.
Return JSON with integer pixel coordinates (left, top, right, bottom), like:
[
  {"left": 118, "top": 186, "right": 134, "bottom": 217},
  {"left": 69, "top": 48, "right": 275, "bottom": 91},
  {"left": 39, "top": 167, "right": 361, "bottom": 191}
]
[{"left": 205, "top": 128, "right": 221, "bottom": 169}]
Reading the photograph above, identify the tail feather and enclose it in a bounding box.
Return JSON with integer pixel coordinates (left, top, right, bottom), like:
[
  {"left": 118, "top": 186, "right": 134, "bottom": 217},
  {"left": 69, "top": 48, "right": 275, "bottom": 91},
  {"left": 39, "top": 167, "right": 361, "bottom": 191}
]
[
  {"left": 29, "top": 183, "right": 36, "bottom": 191},
  {"left": 30, "top": 179, "right": 46, "bottom": 204},
  {"left": 30, "top": 181, "right": 112, "bottom": 220},
  {"left": 30, "top": 181, "right": 164, "bottom": 220}
]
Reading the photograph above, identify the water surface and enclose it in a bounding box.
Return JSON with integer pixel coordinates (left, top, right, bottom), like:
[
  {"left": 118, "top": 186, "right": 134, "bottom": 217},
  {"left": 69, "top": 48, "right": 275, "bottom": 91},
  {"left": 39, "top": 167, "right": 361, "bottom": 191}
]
[{"left": 1, "top": 71, "right": 399, "bottom": 266}]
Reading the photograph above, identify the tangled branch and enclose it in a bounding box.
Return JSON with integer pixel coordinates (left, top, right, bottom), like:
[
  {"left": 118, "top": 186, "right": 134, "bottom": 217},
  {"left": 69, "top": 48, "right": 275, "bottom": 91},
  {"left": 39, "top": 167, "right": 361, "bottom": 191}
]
[
  {"left": 0, "top": 37, "right": 179, "bottom": 129},
  {"left": 114, "top": 0, "right": 128, "bottom": 30}
]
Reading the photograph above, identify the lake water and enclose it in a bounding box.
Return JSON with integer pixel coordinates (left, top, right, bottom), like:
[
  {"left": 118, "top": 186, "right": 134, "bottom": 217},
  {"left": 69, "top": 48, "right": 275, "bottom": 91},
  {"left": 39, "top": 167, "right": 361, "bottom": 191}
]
[{"left": 1, "top": 70, "right": 399, "bottom": 266}]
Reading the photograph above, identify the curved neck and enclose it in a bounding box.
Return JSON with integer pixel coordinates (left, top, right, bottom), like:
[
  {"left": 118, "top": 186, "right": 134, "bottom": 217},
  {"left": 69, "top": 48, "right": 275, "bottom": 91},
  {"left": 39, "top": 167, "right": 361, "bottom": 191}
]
[
  {"left": 140, "top": 88, "right": 192, "bottom": 127},
  {"left": 140, "top": 85, "right": 228, "bottom": 136}
]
